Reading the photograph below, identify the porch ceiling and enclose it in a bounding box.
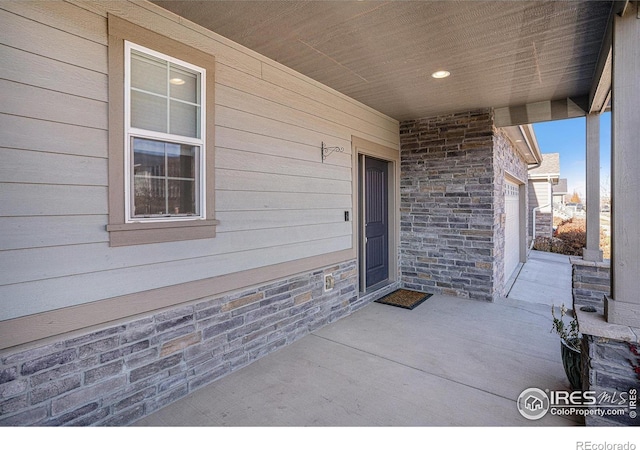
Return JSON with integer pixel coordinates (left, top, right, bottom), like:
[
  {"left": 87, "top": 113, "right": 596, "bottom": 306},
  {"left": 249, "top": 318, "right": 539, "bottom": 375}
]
[{"left": 152, "top": 0, "right": 614, "bottom": 122}]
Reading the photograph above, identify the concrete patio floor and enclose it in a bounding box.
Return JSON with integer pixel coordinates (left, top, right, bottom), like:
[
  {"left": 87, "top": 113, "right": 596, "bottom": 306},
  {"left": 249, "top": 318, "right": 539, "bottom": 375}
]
[{"left": 135, "top": 257, "right": 580, "bottom": 426}]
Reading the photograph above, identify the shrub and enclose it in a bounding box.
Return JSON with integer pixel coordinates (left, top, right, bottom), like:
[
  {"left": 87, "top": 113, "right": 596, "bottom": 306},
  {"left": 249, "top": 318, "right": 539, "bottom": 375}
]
[
  {"left": 556, "top": 219, "right": 587, "bottom": 256},
  {"left": 534, "top": 219, "right": 586, "bottom": 256},
  {"left": 601, "top": 232, "right": 610, "bottom": 260},
  {"left": 533, "top": 236, "right": 571, "bottom": 254},
  {"left": 555, "top": 218, "right": 586, "bottom": 234},
  {"left": 534, "top": 217, "right": 610, "bottom": 258}
]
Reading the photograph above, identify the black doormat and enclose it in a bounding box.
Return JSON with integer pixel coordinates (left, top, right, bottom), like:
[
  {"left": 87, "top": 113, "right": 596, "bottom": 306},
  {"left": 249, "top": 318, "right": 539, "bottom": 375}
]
[{"left": 374, "top": 289, "right": 432, "bottom": 310}]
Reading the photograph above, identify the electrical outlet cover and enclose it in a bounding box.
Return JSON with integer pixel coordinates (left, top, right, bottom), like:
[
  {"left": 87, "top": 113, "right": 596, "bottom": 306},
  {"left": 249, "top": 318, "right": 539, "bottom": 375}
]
[{"left": 324, "top": 274, "right": 335, "bottom": 291}]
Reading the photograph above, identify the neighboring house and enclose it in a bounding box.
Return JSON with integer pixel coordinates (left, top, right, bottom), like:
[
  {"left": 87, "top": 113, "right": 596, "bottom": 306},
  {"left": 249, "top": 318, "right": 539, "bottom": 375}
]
[
  {"left": 553, "top": 179, "right": 569, "bottom": 206},
  {"left": 528, "top": 153, "right": 560, "bottom": 241},
  {"left": 552, "top": 178, "right": 574, "bottom": 221},
  {"left": 0, "top": 1, "right": 638, "bottom": 427}
]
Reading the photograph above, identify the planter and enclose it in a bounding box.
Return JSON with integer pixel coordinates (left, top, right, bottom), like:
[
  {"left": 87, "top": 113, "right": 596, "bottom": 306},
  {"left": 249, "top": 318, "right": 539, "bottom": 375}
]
[{"left": 561, "top": 339, "right": 582, "bottom": 390}]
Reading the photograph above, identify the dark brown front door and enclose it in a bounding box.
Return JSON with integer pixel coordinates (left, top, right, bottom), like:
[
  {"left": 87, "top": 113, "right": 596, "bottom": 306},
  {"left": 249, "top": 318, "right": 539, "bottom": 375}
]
[{"left": 364, "top": 156, "right": 389, "bottom": 288}]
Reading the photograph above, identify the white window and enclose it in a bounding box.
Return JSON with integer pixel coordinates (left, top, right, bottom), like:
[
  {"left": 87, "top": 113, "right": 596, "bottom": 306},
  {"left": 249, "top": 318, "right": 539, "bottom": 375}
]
[{"left": 125, "top": 42, "right": 206, "bottom": 222}]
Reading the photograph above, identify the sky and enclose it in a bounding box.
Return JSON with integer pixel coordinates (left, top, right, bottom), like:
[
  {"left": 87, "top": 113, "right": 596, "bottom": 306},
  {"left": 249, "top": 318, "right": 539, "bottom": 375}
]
[{"left": 532, "top": 112, "right": 611, "bottom": 201}]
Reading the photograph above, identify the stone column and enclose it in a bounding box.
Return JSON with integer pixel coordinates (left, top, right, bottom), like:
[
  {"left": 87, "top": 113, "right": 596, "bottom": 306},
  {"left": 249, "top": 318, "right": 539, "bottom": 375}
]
[
  {"left": 582, "top": 113, "right": 603, "bottom": 262},
  {"left": 606, "top": 6, "right": 640, "bottom": 328},
  {"left": 399, "top": 110, "right": 497, "bottom": 301}
]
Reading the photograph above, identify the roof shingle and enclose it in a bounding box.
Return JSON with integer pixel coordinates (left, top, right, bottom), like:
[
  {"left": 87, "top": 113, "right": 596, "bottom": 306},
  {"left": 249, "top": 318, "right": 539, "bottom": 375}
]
[{"left": 529, "top": 153, "right": 560, "bottom": 177}]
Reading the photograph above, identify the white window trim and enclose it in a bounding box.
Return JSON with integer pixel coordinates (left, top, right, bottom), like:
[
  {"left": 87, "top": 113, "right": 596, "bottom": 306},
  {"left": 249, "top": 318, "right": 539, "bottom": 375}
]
[{"left": 124, "top": 41, "right": 207, "bottom": 224}]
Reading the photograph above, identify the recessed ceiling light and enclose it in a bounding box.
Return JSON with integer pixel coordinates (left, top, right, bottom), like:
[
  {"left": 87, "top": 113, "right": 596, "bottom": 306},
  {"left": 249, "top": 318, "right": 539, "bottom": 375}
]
[
  {"left": 516, "top": 139, "right": 523, "bottom": 143},
  {"left": 431, "top": 70, "right": 450, "bottom": 79},
  {"left": 170, "top": 78, "right": 185, "bottom": 85}
]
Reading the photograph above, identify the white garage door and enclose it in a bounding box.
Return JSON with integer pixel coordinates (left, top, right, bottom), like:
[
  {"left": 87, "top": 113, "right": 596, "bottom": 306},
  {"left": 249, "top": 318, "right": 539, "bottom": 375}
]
[{"left": 504, "top": 180, "right": 521, "bottom": 281}]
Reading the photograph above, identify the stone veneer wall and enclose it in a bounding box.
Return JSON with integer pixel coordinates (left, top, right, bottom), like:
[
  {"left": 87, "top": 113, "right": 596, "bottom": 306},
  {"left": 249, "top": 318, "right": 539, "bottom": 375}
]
[
  {"left": 399, "top": 109, "right": 496, "bottom": 301},
  {"left": 572, "top": 258, "right": 638, "bottom": 426},
  {"left": 492, "top": 128, "right": 528, "bottom": 296},
  {"left": 571, "top": 257, "right": 610, "bottom": 308},
  {"left": 0, "top": 261, "right": 362, "bottom": 426},
  {"left": 534, "top": 212, "right": 553, "bottom": 239},
  {"left": 581, "top": 335, "right": 640, "bottom": 426}
]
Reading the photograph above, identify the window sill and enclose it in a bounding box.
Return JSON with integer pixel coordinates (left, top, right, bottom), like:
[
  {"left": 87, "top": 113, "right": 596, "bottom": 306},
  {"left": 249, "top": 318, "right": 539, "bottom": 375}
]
[{"left": 107, "top": 219, "right": 219, "bottom": 246}]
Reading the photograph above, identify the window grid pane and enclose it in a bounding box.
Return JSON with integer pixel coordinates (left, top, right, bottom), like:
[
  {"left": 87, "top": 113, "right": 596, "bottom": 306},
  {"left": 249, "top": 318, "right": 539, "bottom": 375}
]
[
  {"left": 130, "top": 49, "right": 201, "bottom": 140},
  {"left": 170, "top": 66, "right": 199, "bottom": 103},
  {"left": 131, "top": 51, "right": 167, "bottom": 95},
  {"left": 131, "top": 90, "right": 168, "bottom": 134},
  {"left": 169, "top": 101, "right": 200, "bottom": 138},
  {"left": 131, "top": 137, "right": 199, "bottom": 218}
]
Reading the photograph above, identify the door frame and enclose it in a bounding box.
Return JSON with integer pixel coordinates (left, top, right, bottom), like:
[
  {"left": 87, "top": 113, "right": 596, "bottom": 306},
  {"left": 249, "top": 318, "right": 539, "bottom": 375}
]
[{"left": 351, "top": 136, "right": 400, "bottom": 294}]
